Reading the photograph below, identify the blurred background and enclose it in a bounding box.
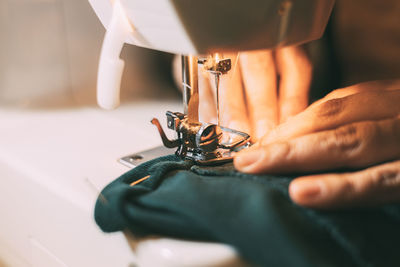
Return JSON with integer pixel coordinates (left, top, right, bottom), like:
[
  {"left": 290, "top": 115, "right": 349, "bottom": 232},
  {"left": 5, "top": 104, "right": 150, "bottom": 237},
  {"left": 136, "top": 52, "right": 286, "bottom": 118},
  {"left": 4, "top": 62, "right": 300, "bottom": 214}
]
[{"left": 0, "top": 0, "right": 178, "bottom": 109}]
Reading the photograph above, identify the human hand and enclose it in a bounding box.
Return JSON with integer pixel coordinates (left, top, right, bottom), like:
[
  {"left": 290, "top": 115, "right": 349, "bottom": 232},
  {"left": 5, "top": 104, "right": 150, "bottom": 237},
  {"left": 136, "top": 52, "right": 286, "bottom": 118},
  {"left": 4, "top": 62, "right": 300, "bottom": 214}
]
[
  {"left": 234, "top": 80, "right": 400, "bottom": 209},
  {"left": 197, "top": 46, "right": 312, "bottom": 142}
]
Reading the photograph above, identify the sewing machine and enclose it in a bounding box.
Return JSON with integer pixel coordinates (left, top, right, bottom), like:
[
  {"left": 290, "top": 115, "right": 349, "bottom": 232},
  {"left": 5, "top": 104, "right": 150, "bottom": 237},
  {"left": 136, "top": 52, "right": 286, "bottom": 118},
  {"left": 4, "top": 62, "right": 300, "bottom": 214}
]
[
  {"left": 80, "top": 0, "right": 334, "bottom": 266},
  {"left": 89, "top": 0, "right": 335, "bottom": 165}
]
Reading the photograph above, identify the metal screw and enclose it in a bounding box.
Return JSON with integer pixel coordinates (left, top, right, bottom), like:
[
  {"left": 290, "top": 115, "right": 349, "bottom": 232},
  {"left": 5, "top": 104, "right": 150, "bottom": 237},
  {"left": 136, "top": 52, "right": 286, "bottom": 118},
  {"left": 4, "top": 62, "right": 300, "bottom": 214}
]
[{"left": 128, "top": 155, "right": 143, "bottom": 162}]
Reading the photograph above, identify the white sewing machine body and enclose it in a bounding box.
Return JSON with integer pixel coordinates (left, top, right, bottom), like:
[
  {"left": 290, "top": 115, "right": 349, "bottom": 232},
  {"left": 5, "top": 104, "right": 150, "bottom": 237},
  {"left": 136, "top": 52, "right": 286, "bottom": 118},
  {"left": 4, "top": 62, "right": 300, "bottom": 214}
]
[
  {"left": 90, "top": 0, "right": 335, "bottom": 55},
  {"left": 0, "top": 1, "right": 335, "bottom": 266}
]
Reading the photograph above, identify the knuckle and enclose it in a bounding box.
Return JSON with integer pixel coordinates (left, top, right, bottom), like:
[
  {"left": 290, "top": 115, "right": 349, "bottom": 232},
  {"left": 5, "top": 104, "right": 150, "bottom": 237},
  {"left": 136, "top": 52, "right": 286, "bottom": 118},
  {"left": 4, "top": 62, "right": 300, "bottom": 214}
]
[
  {"left": 274, "top": 141, "right": 293, "bottom": 163},
  {"left": 359, "top": 118, "right": 400, "bottom": 156},
  {"left": 370, "top": 165, "right": 400, "bottom": 188},
  {"left": 357, "top": 121, "right": 378, "bottom": 144},
  {"left": 331, "top": 124, "right": 363, "bottom": 156},
  {"left": 338, "top": 164, "right": 400, "bottom": 205},
  {"left": 316, "top": 98, "right": 346, "bottom": 118},
  {"left": 329, "top": 122, "right": 383, "bottom": 167},
  {"left": 268, "top": 141, "right": 292, "bottom": 162},
  {"left": 338, "top": 176, "right": 358, "bottom": 197}
]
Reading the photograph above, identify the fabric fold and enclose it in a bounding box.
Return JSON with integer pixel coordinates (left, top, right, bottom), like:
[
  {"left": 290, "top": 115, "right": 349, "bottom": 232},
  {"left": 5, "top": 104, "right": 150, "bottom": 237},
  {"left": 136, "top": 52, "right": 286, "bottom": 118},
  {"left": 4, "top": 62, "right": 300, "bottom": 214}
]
[{"left": 95, "top": 155, "right": 400, "bottom": 267}]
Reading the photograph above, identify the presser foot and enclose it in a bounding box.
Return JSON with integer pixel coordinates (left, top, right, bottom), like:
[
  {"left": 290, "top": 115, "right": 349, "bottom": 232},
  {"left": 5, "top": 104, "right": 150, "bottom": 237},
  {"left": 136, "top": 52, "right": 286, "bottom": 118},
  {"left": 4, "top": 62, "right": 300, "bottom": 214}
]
[{"left": 151, "top": 111, "right": 250, "bottom": 165}]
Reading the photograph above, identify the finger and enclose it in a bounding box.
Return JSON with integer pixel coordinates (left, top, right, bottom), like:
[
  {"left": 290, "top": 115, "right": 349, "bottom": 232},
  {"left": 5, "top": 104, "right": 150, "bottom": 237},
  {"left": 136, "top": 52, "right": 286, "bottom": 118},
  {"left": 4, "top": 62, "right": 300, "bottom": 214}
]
[
  {"left": 311, "top": 79, "right": 400, "bottom": 107},
  {"left": 289, "top": 160, "right": 400, "bottom": 209},
  {"left": 276, "top": 46, "right": 312, "bottom": 123},
  {"left": 218, "top": 53, "right": 250, "bottom": 133},
  {"left": 198, "top": 69, "right": 217, "bottom": 124},
  {"left": 235, "top": 117, "right": 400, "bottom": 174},
  {"left": 260, "top": 89, "right": 400, "bottom": 145},
  {"left": 240, "top": 50, "right": 278, "bottom": 141}
]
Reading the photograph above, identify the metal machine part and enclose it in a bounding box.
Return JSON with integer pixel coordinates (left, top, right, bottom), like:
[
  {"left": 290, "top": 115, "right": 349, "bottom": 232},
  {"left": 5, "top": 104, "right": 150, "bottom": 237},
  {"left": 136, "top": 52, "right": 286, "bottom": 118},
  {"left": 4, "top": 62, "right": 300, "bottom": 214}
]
[
  {"left": 198, "top": 54, "right": 231, "bottom": 124},
  {"left": 198, "top": 55, "right": 232, "bottom": 74},
  {"left": 119, "top": 146, "right": 175, "bottom": 168},
  {"left": 181, "top": 54, "right": 231, "bottom": 122},
  {"left": 120, "top": 54, "right": 244, "bottom": 167},
  {"left": 152, "top": 111, "right": 250, "bottom": 165},
  {"left": 151, "top": 54, "right": 250, "bottom": 165},
  {"left": 182, "top": 55, "right": 199, "bottom": 122}
]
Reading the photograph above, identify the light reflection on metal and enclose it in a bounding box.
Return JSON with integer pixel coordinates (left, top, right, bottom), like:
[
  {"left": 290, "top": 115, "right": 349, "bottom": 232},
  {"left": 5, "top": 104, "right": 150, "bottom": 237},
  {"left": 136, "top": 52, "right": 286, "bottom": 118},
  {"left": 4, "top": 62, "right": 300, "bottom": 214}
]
[
  {"left": 181, "top": 55, "right": 199, "bottom": 122},
  {"left": 198, "top": 54, "right": 231, "bottom": 126},
  {"left": 151, "top": 111, "right": 250, "bottom": 165},
  {"left": 154, "top": 53, "right": 249, "bottom": 165}
]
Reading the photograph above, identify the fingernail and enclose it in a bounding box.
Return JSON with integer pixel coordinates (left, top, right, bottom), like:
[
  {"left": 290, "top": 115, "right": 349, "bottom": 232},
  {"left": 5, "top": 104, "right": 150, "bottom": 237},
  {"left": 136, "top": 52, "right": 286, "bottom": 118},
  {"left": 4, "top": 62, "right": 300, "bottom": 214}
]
[
  {"left": 234, "top": 142, "right": 288, "bottom": 172},
  {"left": 291, "top": 180, "right": 321, "bottom": 201}
]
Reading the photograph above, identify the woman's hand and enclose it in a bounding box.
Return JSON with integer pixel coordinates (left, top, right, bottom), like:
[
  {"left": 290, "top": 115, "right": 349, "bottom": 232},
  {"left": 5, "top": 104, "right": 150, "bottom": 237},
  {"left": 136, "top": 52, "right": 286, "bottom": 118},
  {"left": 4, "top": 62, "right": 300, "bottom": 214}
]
[
  {"left": 234, "top": 80, "right": 400, "bottom": 209},
  {"left": 196, "top": 46, "right": 313, "bottom": 142}
]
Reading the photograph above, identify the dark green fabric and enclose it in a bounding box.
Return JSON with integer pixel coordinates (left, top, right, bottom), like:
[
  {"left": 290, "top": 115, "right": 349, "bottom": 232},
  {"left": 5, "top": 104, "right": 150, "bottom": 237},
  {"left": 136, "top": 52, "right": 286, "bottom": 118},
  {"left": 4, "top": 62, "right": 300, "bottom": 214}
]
[{"left": 95, "top": 155, "right": 400, "bottom": 267}]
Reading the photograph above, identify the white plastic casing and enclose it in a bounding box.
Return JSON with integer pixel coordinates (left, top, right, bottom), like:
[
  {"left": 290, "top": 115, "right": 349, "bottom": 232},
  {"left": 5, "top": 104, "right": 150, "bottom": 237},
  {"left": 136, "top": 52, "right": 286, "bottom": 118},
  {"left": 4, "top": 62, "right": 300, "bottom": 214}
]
[
  {"left": 89, "top": 0, "right": 334, "bottom": 110},
  {"left": 96, "top": 1, "right": 131, "bottom": 110},
  {"left": 90, "top": 0, "right": 195, "bottom": 109}
]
